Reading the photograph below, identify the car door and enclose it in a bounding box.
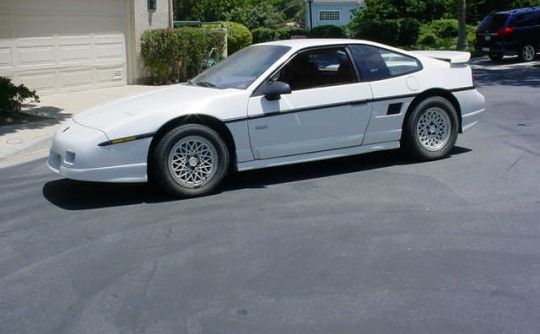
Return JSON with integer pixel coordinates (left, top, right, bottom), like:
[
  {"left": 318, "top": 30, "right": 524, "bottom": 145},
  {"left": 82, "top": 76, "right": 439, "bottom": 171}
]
[
  {"left": 349, "top": 44, "right": 423, "bottom": 145},
  {"left": 246, "top": 46, "right": 374, "bottom": 160}
]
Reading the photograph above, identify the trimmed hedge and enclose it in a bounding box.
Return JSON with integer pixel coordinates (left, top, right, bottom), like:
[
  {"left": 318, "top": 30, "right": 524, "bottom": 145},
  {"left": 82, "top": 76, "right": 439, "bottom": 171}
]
[
  {"left": 353, "top": 19, "right": 400, "bottom": 46},
  {"left": 251, "top": 25, "right": 342, "bottom": 44},
  {"left": 310, "top": 25, "right": 347, "bottom": 38},
  {"left": 221, "top": 21, "right": 252, "bottom": 54},
  {"left": 428, "top": 19, "right": 459, "bottom": 39},
  {"left": 277, "top": 27, "right": 309, "bottom": 39},
  {"left": 352, "top": 19, "right": 421, "bottom": 46},
  {"left": 141, "top": 27, "right": 226, "bottom": 84},
  {"left": 397, "top": 18, "right": 420, "bottom": 46},
  {"left": 252, "top": 27, "right": 279, "bottom": 43}
]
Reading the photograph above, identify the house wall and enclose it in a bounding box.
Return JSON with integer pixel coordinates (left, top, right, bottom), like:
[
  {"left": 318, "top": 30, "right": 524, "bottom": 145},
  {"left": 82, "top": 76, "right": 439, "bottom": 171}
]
[
  {"left": 128, "top": 0, "right": 171, "bottom": 84},
  {"left": 306, "top": 1, "right": 365, "bottom": 29}
]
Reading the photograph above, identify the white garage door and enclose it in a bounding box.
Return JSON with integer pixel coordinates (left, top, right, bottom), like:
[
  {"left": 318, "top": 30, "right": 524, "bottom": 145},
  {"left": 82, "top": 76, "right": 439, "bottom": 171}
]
[{"left": 0, "top": 0, "right": 127, "bottom": 94}]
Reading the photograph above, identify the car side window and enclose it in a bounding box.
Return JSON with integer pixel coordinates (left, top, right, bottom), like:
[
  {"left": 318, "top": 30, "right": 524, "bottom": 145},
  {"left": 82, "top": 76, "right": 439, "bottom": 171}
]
[
  {"left": 512, "top": 13, "right": 537, "bottom": 27},
  {"left": 274, "top": 47, "right": 358, "bottom": 91},
  {"left": 349, "top": 45, "right": 421, "bottom": 82}
]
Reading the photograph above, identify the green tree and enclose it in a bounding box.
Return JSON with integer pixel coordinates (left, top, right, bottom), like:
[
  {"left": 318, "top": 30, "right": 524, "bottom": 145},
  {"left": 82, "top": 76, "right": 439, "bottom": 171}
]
[
  {"left": 173, "top": 0, "right": 248, "bottom": 21},
  {"left": 359, "top": 0, "right": 453, "bottom": 22},
  {"left": 469, "top": 0, "right": 540, "bottom": 23},
  {"left": 225, "top": 3, "right": 284, "bottom": 29}
]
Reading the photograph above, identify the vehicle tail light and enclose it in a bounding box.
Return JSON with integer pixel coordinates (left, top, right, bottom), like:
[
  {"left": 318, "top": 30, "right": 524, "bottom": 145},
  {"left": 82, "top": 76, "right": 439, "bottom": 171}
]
[{"left": 497, "top": 27, "right": 513, "bottom": 36}]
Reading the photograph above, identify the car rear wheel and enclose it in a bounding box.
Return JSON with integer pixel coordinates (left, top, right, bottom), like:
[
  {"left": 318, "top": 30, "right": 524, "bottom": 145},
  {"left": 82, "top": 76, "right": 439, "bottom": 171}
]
[
  {"left": 403, "top": 96, "right": 459, "bottom": 161},
  {"left": 152, "top": 124, "right": 229, "bottom": 197},
  {"left": 518, "top": 44, "right": 536, "bottom": 62}
]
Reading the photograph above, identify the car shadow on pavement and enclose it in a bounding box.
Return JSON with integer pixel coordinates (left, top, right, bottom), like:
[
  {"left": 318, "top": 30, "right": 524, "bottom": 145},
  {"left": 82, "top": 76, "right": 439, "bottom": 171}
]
[{"left": 42, "top": 147, "right": 471, "bottom": 210}]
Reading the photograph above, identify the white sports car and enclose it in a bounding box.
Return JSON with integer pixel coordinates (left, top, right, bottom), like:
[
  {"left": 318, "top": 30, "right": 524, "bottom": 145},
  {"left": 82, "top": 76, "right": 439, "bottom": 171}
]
[{"left": 48, "top": 39, "right": 485, "bottom": 197}]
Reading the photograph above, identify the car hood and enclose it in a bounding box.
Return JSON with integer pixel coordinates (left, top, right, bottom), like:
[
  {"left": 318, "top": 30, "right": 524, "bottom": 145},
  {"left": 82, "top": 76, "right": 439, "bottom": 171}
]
[{"left": 74, "top": 84, "right": 240, "bottom": 133}]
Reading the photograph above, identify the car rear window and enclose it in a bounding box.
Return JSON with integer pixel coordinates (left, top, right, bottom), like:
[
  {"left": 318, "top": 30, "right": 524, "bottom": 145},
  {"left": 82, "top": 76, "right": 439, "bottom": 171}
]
[{"left": 479, "top": 14, "right": 509, "bottom": 31}]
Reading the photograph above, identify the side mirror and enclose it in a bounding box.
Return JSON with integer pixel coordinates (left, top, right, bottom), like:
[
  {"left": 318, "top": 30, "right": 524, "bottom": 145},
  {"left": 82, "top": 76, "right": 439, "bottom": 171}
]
[{"left": 262, "top": 81, "right": 291, "bottom": 101}]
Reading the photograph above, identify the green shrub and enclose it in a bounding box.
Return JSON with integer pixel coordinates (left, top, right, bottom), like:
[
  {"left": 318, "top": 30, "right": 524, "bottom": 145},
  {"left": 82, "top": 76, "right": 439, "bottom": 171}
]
[
  {"left": 310, "top": 25, "right": 347, "bottom": 38},
  {"left": 222, "top": 21, "right": 253, "bottom": 54},
  {"left": 141, "top": 27, "right": 226, "bottom": 84},
  {"left": 353, "top": 19, "right": 400, "bottom": 46},
  {"left": 418, "top": 34, "right": 439, "bottom": 46},
  {"left": 252, "top": 27, "right": 279, "bottom": 43},
  {"left": 277, "top": 27, "right": 308, "bottom": 40},
  {"left": 397, "top": 18, "right": 420, "bottom": 46},
  {"left": 351, "top": 18, "right": 420, "bottom": 46},
  {"left": 0, "top": 77, "right": 40, "bottom": 114},
  {"left": 428, "top": 19, "right": 459, "bottom": 39}
]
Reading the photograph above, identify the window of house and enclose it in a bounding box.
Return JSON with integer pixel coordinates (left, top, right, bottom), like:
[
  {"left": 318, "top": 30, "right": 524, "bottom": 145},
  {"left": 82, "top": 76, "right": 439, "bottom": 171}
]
[{"left": 319, "top": 10, "right": 341, "bottom": 22}]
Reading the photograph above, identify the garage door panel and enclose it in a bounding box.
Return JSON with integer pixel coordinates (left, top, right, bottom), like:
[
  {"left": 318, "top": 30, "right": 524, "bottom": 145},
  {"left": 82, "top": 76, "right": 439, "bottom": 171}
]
[
  {"left": 7, "top": 0, "right": 124, "bottom": 16},
  {"left": 95, "top": 37, "right": 126, "bottom": 62},
  {"left": 59, "top": 69, "right": 93, "bottom": 89},
  {"left": 1, "top": 0, "right": 127, "bottom": 94},
  {"left": 10, "top": 17, "right": 57, "bottom": 38},
  {"left": 8, "top": 0, "right": 53, "bottom": 13},
  {"left": 96, "top": 66, "right": 125, "bottom": 83},
  {"left": 17, "top": 46, "right": 55, "bottom": 68},
  {"left": 59, "top": 45, "right": 93, "bottom": 64},
  {"left": 58, "top": 37, "right": 93, "bottom": 64},
  {"left": 18, "top": 70, "right": 56, "bottom": 92},
  {"left": 0, "top": 47, "right": 12, "bottom": 69},
  {"left": 0, "top": 18, "right": 9, "bottom": 38}
]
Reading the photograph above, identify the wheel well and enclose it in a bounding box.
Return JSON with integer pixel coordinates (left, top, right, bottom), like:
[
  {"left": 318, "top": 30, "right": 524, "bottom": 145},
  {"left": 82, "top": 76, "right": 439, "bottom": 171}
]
[
  {"left": 405, "top": 89, "right": 463, "bottom": 133},
  {"left": 147, "top": 115, "right": 237, "bottom": 178}
]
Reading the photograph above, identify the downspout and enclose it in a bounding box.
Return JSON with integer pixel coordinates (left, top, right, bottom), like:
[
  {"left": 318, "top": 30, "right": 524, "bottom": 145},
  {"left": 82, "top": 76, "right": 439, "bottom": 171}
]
[
  {"left": 168, "top": 0, "right": 174, "bottom": 28},
  {"left": 308, "top": 0, "right": 313, "bottom": 30}
]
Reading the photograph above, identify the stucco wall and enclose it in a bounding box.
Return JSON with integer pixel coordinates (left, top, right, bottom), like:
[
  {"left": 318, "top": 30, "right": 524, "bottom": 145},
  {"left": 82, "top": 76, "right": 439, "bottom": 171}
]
[{"left": 128, "top": 0, "right": 171, "bottom": 83}]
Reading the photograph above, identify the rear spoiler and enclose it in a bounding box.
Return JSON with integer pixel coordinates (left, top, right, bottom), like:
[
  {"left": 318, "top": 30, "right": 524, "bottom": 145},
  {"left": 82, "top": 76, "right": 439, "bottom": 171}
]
[{"left": 411, "top": 51, "right": 471, "bottom": 64}]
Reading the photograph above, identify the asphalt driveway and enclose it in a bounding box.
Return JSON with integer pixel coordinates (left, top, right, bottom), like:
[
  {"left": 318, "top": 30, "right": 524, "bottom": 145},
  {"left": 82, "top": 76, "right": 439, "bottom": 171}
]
[{"left": 0, "top": 58, "right": 539, "bottom": 334}]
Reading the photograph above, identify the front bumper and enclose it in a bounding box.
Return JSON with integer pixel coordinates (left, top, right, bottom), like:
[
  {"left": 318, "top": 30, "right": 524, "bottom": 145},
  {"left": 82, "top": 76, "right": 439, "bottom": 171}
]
[{"left": 48, "top": 119, "right": 150, "bottom": 183}]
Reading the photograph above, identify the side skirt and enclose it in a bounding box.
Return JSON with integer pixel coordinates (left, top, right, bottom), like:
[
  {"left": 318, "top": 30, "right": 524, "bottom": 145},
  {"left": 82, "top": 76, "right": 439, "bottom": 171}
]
[{"left": 237, "top": 141, "right": 401, "bottom": 172}]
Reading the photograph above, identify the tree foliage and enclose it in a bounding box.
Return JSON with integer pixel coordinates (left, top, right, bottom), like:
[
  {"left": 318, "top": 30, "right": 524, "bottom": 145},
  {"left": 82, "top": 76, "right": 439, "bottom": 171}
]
[
  {"left": 225, "top": 3, "right": 284, "bottom": 30},
  {"left": 355, "top": 0, "right": 540, "bottom": 25},
  {"left": 358, "top": 0, "right": 453, "bottom": 22},
  {"left": 469, "top": 0, "right": 540, "bottom": 23}
]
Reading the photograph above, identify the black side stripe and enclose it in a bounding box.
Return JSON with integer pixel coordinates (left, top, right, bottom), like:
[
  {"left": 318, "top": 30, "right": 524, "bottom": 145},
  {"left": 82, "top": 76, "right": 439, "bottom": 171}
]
[{"left": 225, "top": 86, "right": 477, "bottom": 124}]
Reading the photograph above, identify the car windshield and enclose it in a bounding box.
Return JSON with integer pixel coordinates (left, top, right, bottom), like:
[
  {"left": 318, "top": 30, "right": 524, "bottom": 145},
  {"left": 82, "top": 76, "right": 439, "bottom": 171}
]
[
  {"left": 189, "top": 45, "right": 291, "bottom": 90},
  {"left": 479, "top": 14, "right": 509, "bottom": 31}
]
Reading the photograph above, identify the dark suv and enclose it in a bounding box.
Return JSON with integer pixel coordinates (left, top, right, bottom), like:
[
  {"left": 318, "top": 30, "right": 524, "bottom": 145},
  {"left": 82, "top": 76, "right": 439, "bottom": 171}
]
[{"left": 476, "top": 6, "right": 540, "bottom": 62}]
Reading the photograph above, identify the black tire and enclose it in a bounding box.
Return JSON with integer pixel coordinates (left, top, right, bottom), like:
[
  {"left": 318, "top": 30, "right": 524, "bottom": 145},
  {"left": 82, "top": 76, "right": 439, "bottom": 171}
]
[
  {"left": 489, "top": 54, "right": 503, "bottom": 62},
  {"left": 403, "top": 96, "right": 459, "bottom": 161},
  {"left": 152, "top": 124, "right": 229, "bottom": 198},
  {"left": 518, "top": 44, "right": 536, "bottom": 62}
]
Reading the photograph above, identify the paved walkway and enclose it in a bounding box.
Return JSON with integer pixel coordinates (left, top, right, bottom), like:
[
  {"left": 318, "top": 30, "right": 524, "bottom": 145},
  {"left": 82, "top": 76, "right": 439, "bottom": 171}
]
[{"left": 0, "top": 85, "right": 161, "bottom": 168}]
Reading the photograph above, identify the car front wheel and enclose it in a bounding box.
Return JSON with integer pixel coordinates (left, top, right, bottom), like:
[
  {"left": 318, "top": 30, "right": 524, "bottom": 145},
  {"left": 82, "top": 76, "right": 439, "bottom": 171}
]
[
  {"left": 403, "top": 96, "right": 459, "bottom": 161},
  {"left": 152, "top": 124, "right": 229, "bottom": 197},
  {"left": 518, "top": 44, "right": 536, "bottom": 62}
]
